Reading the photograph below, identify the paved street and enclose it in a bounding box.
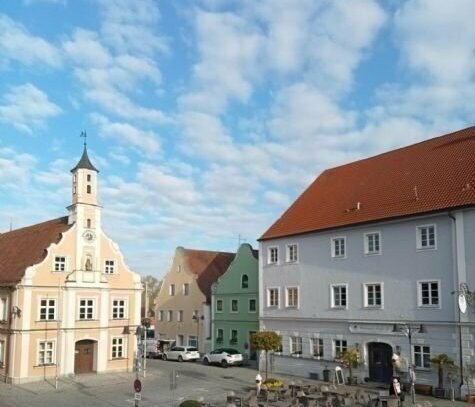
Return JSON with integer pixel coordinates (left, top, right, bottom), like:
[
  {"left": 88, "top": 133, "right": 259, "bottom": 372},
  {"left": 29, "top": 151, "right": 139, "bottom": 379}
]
[{"left": 0, "top": 359, "right": 469, "bottom": 407}]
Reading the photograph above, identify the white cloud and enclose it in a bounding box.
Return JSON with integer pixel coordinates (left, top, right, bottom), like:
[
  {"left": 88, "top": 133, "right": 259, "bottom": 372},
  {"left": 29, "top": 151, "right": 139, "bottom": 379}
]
[
  {"left": 0, "top": 83, "right": 62, "bottom": 133},
  {"left": 0, "top": 14, "right": 62, "bottom": 68},
  {"left": 63, "top": 29, "right": 111, "bottom": 68},
  {"left": 0, "top": 148, "right": 36, "bottom": 189}
]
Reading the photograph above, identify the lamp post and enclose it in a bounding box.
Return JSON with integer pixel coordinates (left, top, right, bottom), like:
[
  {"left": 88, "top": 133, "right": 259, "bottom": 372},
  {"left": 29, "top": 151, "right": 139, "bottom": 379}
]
[
  {"left": 192, "top": 314, "right": 204, "bottom": 352},
  {"left": 392, "top": 323, "right": 426, "bottom": 404}
]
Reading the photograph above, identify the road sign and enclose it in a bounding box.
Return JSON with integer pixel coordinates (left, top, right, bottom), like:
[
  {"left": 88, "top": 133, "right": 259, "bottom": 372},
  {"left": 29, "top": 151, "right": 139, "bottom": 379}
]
[
  {"left": 134, "top": 393, "right": 142, "bottom": 401},
  {"left": 134, "top": 379, "right": 142, "bottom": 393}
]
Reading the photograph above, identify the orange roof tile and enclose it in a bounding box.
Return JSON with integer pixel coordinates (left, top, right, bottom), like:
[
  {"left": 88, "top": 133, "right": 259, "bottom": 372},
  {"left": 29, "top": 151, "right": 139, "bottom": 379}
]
[
  {"left": 0, "top": 217, "right": 72, "bottom": 285},
  {"left": 260, "top": 126, "right": 475, "bottom": 240}
]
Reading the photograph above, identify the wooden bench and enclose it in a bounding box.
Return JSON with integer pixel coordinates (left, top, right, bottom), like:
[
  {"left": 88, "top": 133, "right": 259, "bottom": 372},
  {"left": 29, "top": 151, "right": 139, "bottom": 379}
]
[{"left": 414, "top": 383, "right": 433, "bottom": 396}]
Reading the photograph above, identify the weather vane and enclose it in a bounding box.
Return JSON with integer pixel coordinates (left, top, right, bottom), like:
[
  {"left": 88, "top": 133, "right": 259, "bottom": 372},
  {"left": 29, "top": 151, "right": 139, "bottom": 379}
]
[{"left": 80, "top": 130, "right": 87, "bottom": 147}]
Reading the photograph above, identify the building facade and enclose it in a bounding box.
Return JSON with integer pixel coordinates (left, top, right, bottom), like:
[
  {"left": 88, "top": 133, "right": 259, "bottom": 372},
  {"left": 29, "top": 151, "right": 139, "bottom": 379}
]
[
  {"left": 259, "top": 127, "right": 475, "bottom": 394},
  {"left": 0, "top": 146, "right": 142, "bottom": 383},
  {"left": 155, "top": 247, "right": 235, "bottom": 353},
  {"left": 211, "top": 244, "right": 259, "bottom": 359}
]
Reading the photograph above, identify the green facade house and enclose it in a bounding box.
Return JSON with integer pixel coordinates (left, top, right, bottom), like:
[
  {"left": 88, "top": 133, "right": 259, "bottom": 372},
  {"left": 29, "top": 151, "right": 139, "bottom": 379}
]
[{"left": 211, "top": 244, "right": 259, "bottom": 360}]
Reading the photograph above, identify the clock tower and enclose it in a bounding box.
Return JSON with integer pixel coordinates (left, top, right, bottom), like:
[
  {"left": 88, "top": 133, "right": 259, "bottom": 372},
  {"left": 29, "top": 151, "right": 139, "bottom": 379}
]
[{"left": 68, "top": 137, "right": 101, "bottom": 272}]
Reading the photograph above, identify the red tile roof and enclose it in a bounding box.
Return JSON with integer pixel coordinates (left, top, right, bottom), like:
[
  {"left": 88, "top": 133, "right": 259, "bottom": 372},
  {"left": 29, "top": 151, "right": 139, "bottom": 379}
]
[
  {"left": 260, "top": 126, "right": 475, "bottom": 241},
  {"left": 0, "top": 217, "right": 72, "bottom": 285},
  {"left": 181, "top": 248, "right": 235, "bottom": 302}
]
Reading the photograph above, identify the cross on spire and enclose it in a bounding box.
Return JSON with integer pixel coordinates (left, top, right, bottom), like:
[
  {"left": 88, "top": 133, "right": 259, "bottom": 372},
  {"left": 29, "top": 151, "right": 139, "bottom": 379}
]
[{"left": 80, "top": 130, "right": 87, "bottom": 147}]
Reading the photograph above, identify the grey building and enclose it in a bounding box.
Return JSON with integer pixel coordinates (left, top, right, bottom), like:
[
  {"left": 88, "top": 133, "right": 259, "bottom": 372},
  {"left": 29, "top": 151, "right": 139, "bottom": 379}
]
[{"left": 258, "top": 127, "right": 475, "bottom": 395}]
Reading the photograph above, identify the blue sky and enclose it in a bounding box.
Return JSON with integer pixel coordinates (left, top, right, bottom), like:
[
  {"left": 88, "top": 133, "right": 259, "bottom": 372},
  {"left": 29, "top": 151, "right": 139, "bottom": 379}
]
[{"left": 1, "top": 0, "right": 474, "bottom": 278}]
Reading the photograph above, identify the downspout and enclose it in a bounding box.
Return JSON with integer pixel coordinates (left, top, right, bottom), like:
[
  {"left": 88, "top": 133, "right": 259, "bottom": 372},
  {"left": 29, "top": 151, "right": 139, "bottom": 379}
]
[{"left": 448, "top": 212, "right": 464, "bottom": 392}]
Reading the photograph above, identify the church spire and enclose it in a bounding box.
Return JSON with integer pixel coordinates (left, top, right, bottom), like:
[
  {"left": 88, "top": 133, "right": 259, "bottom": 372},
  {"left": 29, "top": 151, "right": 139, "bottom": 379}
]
[{"left": 70, "top": 131, "right": 99, "bottom": 173}]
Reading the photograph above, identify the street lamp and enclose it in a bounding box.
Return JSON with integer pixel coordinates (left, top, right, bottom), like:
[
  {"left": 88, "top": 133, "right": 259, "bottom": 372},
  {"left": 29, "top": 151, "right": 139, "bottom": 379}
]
[
  {"left": 392, "top": 323, "right": 426, "bottom": 404},
  {"left": 192, "top": 314, "right": 204, "bottom": 351}
]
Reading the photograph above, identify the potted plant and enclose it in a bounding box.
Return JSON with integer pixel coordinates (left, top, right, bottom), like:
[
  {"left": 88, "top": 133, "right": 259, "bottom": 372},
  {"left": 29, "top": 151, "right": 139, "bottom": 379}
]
[
  {"left": 430, "top": 353, "right": 455, "bottom": 398},
  {"left": 339, "top": 348, "right": 360, "bottom": 385}
]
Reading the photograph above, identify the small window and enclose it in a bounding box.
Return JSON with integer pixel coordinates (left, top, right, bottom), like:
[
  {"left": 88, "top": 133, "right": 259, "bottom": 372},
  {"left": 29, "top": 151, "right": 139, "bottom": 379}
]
[
  {"left": 78, "top": 299, "right": 95, "bottom": 320},
  {"left": 311, "top": 338, "right": 324, "bottom": 358},
  {"left": 413, "top": 345, "right": 431, "bottom": 368},
  {"left": 40, "top": 298, "right": 57, "bottom": 320},
  {"left": 104, "top": 260, "right": 115, "bottom": 274},
  {"left": 418, "top": 281, "right": 440, "bottom": 307},
  {"left": 286, "top": 287, "right": 299, "bottom": 308},
  {"left": 169, "top": 284, "right": 175, "bottom": 296},
  {"left": 167, "top": 310, "right": 173, "bottom": 321},
  {"left": 286, "top": 244, "right": 298, "bottom": 262},
  {"left": 364, "top": 232, "right": 381, "bottom": 255},
  {"left": 417, "top": 225, "right": 436, "bottom": 250},
  {"left": 241, "top": 274, "right": 249, "bottom": 289},
  {"left": 331, "top": 237, "right": 346, "bottom": 258},
  {"left": 216, "top": 329, "right": 224, "bottom": 342},
  {"left": 177, "top": 310, "right": 183, "bottom": 322},
  {"left": 87, "top": 185, "right": 92, "bottom": 194},
  {"left": 183, "top": 283, "right": 190, "bottom": 296},
  {"left": 249, "top": 298, "right": 257, "bottom": 312},
  {"left": 334, "top": 339, "right": 347, "bottom": 358},
  {"left": 87, "top": 174, "right": 91, "bottom": 182},
  {"left": 364, "top": 283, "right": 382, "bottom": 308},
  {"left": 54, "top": 256, "right": 66, "bottom": 272},
  {"left": 86, "top": 219, "right": 91, "bottom": 228},
  {"left": 231, "top": 299, "right": 238, "bottom": 313},
  {"left": 290, "top": 336, "right": 302, "bottom": 355},
  {"left": 216, "top": 299, "right": 223, "bottom": 312},
  {"left": 331, "top": 284, "right": 347, "bottom": 308},
  {"left": 112, "top": 299, "right": 126, "bottom": 319},
  {"left": 267, "top": 247, "right": 278, "bottom": 264},
  {"left": 0, "top": 340, "right": 5, "bottom": 366},
  {"left": 267, "top": 288, "right": 279, "bottom": 307},
  {"left": 230, "top": 330, "right": 238, "bottom": 344},
  {"left": 0, "top": 297, "right": 8, "bottom": 321},
  {"left": 188, "top": 336, "right": 197, "bottom": 347},
  {"left": 38, "top": 341, "right": 55, "bottom": 365},
  {"left": 112, "top": 337, "right": 124, "bottom": 359},
  {"left": 158, "top": 310, "right": 164, "bottom": 321}
]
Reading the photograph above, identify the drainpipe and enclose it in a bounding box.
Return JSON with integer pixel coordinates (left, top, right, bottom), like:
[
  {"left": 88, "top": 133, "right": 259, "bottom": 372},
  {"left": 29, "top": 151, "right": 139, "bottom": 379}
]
[{"left": 448, "top": 212, "right": 464, "bottom": 393}]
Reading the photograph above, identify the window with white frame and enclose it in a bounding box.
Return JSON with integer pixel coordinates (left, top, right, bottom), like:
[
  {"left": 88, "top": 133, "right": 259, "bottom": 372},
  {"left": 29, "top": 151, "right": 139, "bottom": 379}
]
[
  {"left": 188, "top": 336, "right": 197, "bottom": 347},
  {"left": 417, "top": 225, "right": 436, "bottom": 250},
  {"left": 231, "top": 299, "right": 238, "bottom": 312},
  {"left": 286, "top": 244, "right": 298, "bottom": 262},
  {"left": 0, "top": 340, "right": 4, "bottom": 366},
  {"left": 38, "top": 341, "right": 55, "bottom": 365},
  {"left": 216, "top": 299, "right": 223, "bottom": 312},
  {"left": 112, "top": 299, "right": 126, "bottom": 319},
  {"left": 286, "top": 287, "right": 299, "bottom": 308},
  {"left": 334, "top": 339, "right": 347, "bottom": 358},
  {"left": 267, "top": 288, "right": 279, "bottom": 307},
  {"left": 78, "top": 299, "right": 95, "bottom": 320},
  {"left": 268, "top": 247, "right": 278, "bottom": 264},
  {"left": 413, "top": 345, "right": 431, "bottom": 368},
  {"left": 365, "top": 232, "right": 381, "bottom": 255},
  {"left": 290, "top": 336, "right": 302, "bottom": 355},
  {"left": 183, "top": 283, "right": 190, "bottom": 296},
  {"left": 364, "top": 283, "right": 382, "bottom": 307},
  {"left": 230, "top": 330, "right": 238, "bottom": 343},
  {"left": 169, "top": 284, "right": 175, "bottom": 296},
  {"left": 177, "top": 310, "right": 183, "bottom": 322},
  {"left": 241, "top": 274, "right": 249, "bottom": 289},
  {"left": 331, "top": 284, "right": 347, "bottom": 308},
  {"left": 311, "top": 338, "right": 324, "bottom": 358},
  {"left": 167, "top": 310, "right": 173, "bottom": 321},
  {"left": 418, "top": 281, "right": 440, "bottom": 307},
  {"left": 112, "top": 337, "right": 124, "bottom": 359},
  {"left": 54, "top": 256, "right": 66, "bottom": 272},
  {"left": 104, "top": 260, "right": 115, "bottom": 274},
  {"left": 0, "top": 297, "right": 7, "bottom": 321},
  {"left": 331, "top": 237, "right": 346, "bottom": 258},
  {"left": 249, "top": 298, "right": 257, "bottom": 312},
  {"left": 158, "top": 310, "right": 164, "bottom": 321},
  {"left": 216, "top": 328, "right": 224, "bottom": 342},
  {"left": 40, "top": 298, "right": 57, "bottom": 320}
]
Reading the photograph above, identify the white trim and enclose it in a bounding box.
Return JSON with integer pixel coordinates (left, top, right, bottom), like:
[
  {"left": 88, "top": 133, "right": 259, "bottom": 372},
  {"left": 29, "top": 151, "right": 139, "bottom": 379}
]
[
  {"left": 182, "top": 283, "right": 190, "bottom": 296},
  {"left": 36, "top": 338, "right": 56, "bottom": 366},
  {"left": 248, "top": 298, "right": 257, "bottom": 313},
  {"left": 38, "top": 297, "right": 58, "bottom": 321},
  {"left": 215, "top": 298, "right": 223, "bottom": 313},
  {"left": 364, "top": 231, "right": 382, "bottom": 255},
  {"left": 230, "top": 298, "right": 239, "bottom": 313},
  {"left": 333, "top": 338, "right": 348, "bottom": 357},
  {"left": 267, "top": 246, "right": 279, "bottom": 265},
  {"left": 330, "top": 283, "right": 348, "bottom": 309},
  {"left": 331, "top": 236, "right": 347, "bottom": 258},
  {"left": 417, "top": 279, "right": 441, "bottom": 308},
  {"left": 416, "top": 224, "right": 437, "bottom": 251},
  {"left": 169, "top": 283, "right": 176, "bottom": 296},
  {"left": 285, "top": 286, "right": 299, "bottom": 308},
  {"left": 266, "top": 287, "right": 280, "bottom": 308},
  {"left": 310, "top": 337, "right": 324, "bottom": 359},
  {"left": 229, "top": 328, "right": 238, "bottom": 345},
  {"left": 285, "top": 243, "right": 299, "bottom": 263},
  {"left": 111, "top": 297, "right": 127, "bottom": 320},
  {"left": 54, "top": 255, "right": 68, "bottom": 272},
  {"left": 363, "top": 282, "right": 384, "bottom": 308},
  {"left": 216, "top": 328, "right": 224, "bottom": 343},
  {"left": 104, "top": 259, "right": 116, "bottom": 274},
  {"left": 77, "top": 297, "right": 97, "bottom": 320},
  {"left": 111, "top": 336, "right": 126, "bottom": 359},
  {"left": 0, "top": 296, "right": 8, "bottom": 321},
  {"left": 412, "top": 344, "right": 431, "bottom": 368}
]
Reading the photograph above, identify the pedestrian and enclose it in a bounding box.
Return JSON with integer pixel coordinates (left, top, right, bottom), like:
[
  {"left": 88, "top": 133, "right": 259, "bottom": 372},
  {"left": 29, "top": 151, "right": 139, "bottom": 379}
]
[
  {"left": 255, "top": 373, "right": 262, "bottom": 396},
  {"left": 389, "top": 376, "right": 404, "bottom": 406}
]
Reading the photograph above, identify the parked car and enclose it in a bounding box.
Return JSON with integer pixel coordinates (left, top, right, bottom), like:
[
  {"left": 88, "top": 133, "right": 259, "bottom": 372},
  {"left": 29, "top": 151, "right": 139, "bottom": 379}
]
[
  {"left": 162, "top": 346, "right": 200, "bottom": 362},
  {"left": 202, "top": 348, "right": 243, "bottom": 368}
]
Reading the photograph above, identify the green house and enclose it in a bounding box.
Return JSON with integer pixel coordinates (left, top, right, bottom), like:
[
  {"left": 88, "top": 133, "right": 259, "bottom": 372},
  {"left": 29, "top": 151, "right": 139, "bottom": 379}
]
[{"left": 211, "top": 244, "right": 259, "bottom": 360}]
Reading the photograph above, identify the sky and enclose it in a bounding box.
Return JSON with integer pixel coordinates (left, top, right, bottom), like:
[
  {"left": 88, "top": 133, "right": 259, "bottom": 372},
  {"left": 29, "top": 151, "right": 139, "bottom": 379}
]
[{"left": 0, "top": 0, "right": 474, "bottom": 279}]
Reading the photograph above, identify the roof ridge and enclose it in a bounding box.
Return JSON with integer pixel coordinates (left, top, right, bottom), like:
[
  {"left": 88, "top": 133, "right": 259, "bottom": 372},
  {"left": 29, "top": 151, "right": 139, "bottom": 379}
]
[
  {"left": 0, "top": 216, "right": 68, "bottom": 237},
  {"left": 181, "top": 247, "right": 236, "bottom": 255}
]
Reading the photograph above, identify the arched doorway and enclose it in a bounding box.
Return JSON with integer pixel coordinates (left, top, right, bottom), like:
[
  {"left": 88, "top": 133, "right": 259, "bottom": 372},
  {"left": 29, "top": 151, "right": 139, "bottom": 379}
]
[
  {"left": 368, "top": 342, "right": 393, "bottom": 383},
  {"left": 74, "top": 340, "right": 96, "bottom": 374}
]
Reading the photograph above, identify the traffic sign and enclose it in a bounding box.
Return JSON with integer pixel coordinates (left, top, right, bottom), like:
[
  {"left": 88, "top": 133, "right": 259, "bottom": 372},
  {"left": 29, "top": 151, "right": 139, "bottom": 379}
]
[
  {"left": 135, "top": 393, "right": 142, "bottom": 401},
  {"left": 134, "top": 378, "right": 142, "bottom": 393}
]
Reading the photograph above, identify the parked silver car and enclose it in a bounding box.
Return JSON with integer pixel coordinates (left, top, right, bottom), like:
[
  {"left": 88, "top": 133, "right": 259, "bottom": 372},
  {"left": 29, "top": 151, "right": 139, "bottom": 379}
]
[
  {"left": 202, "top": 348, "right": 243, "bottom": 368},
  {"left": 162, "top": 346, "right": 200, "bottom": 362}
]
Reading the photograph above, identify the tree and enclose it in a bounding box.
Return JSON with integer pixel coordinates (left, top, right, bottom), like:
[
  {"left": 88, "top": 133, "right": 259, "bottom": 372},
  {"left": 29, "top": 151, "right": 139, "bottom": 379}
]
[
  {"left": 339, "top": 348, "right": 360, "bottom": 384},
  {"left": 141, "top": 275, "right": 161, "bottom": 318},
  {"left": 250, "top": 331, "right": 281, "bottom": 380},
  {"left": 430, "top": 353, "right": 455, "bottom": 390}
]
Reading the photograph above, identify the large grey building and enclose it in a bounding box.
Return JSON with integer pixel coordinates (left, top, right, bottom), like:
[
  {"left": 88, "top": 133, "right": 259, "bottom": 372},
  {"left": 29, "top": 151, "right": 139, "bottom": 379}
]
[{"left": 258, "top": 127, "right": 475, "bottom": 395}]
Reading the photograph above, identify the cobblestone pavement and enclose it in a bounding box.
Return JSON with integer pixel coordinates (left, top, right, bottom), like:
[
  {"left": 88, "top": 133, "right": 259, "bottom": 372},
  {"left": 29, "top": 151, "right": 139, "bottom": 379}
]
[{"left": 0, "top": 360, "right": 469, "bottom": 407}]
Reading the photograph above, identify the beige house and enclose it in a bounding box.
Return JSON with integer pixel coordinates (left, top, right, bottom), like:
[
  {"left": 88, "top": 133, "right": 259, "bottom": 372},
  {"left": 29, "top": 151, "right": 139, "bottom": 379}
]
[
  {"left": 155, "top": 247, "right": 235, "bottom": 353},
  {"left": 0, "top": 146, "right": 142, "bottom": 383}
]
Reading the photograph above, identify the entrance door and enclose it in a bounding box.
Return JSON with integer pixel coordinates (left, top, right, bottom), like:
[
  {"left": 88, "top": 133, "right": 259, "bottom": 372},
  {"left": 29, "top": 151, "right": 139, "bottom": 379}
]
[
  {"left": 368, "top": 342, "right": 393, "bottom": 383},
  {"left": 74, "top": 340, "right": 95, "bottom": 374}
]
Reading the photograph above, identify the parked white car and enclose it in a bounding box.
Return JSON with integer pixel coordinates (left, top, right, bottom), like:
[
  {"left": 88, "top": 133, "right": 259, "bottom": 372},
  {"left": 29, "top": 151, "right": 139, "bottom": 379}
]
[
  {"left": 162, "top": 346, "right": 200, "bottom": 362},
  {"left": 202, "top": 348, "right": 243, "bottom": 368}
]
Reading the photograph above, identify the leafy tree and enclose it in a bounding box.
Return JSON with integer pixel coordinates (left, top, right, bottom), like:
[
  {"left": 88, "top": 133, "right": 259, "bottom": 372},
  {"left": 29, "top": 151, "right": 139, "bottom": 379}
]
[
  {"left": 430, "top": 353, "right": 455, "bottom": 389},
  {"left": 339, "top": 348, "right": 360, "bottom": 384},
  {"left": 250, "top": 331, "right": 281, "bottom": 380},
  {"left": 141, "top": 275, "right": 161, "bottom": 318}
]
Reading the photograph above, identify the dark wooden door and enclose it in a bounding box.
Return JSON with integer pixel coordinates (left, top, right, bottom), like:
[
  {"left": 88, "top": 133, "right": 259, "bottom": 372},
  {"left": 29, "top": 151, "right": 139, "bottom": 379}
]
[
  {"left": 74, "top": 340, "right": 95, "bottom": 374},
  {"left": 368, "top": 342, "right": 393, "bottom": 383}
]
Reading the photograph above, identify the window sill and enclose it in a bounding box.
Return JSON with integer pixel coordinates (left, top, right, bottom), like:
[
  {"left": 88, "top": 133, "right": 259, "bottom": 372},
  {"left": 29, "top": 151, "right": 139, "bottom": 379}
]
[
  {"left": 76, "top": 319, "right": 98, "bottom": 322},
  {"left": 364, "top": 252, "right": 381, "bottom": 256},
  {"left": 331, "top": 306, "right": 347, "bottom": 310},
  {"left": 363, "top": 306, "right": 383, "bottom": 310},
  {"left": 34, "top": 363, "right": 56, "bottom": 368},
  {"left": 110, "top": 357, "right": 127, "bottom": 361},
  {"left": 417, "top": 305, "right": 440, "bottom": 309},
  {"left": 285, "top": 260, "right": 299, "bottom": 265},
  {"left": 416, "top": 247, "right": 437, "bottom": 252},
  {"left": 37, "top": 319, "right": 59, "bottom": 322}
]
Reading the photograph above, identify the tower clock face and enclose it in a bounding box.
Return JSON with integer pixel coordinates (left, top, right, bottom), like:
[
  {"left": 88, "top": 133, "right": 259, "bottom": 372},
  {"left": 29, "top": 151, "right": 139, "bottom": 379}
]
[{"left": 83, "top": 230, "right": 96, "bottom": 242}]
